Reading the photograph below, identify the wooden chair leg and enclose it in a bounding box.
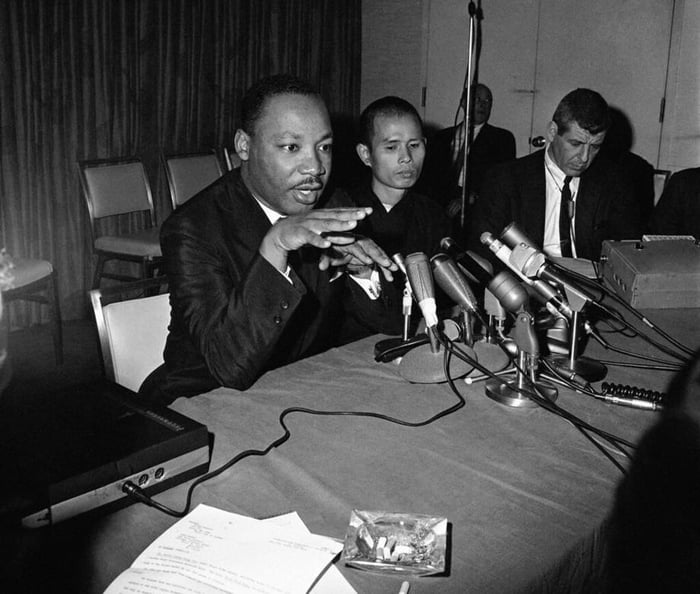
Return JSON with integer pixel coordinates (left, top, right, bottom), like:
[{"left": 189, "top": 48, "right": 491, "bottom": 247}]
[{"left": 48, "top": 271, "right": 63, "bottom": 365}]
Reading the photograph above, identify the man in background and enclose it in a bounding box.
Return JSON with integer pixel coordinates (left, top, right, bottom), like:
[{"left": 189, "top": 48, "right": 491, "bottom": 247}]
[
  {"left": 140, "top": 74, "right": 397, "bottom": 404},
  {"left": 420, "top": 83, "right": 516, "bottom": 228},
  {"left": 649, "top": 167, "right": 700, "bottom": 239},
  {"left": 327, "top": 96, "right": 451, "bottom": 342},
  {"left": 469, "top": 88, "right": 642, "bottom": 263}
]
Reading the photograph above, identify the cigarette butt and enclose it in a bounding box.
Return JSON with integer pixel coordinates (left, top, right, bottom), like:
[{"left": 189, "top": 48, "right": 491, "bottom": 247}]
[{"left": 399, "top": 581, "right": 410, "bottom": 594}]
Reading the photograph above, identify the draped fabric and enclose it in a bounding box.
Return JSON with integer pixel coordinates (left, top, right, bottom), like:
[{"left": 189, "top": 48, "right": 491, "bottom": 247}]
[{"left": 0, "top": 0, "right": 361, "bottom": 327}]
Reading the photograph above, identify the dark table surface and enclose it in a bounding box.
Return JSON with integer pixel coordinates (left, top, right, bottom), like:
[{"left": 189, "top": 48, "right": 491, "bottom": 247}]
[{"left": 4, "top": 307, "right": 699, "bottom": 594}]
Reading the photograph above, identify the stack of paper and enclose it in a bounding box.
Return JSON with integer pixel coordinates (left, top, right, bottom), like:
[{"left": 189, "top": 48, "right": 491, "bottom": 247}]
[{"left": 105, "top": 504, "right": 356, "bottom": 593}]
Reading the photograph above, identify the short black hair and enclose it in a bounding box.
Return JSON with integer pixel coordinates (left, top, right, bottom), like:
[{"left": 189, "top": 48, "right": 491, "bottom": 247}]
[
  {"left": 240, "top": 74, "right": 320, "bottom": 135},
  {"left": 552, "top": 88, "right": 610, "bottom": 135},
  {"left": 358, "top": 96, "right": 423, "bottom": 147}
]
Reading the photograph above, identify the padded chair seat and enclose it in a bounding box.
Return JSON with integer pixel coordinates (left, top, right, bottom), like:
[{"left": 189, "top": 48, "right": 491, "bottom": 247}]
[
  {"left": 94, "top": 228, "right": 162, "bottom": 257},
  {"left": 3, "top": 258, "right": 53, "bottom": 290}
]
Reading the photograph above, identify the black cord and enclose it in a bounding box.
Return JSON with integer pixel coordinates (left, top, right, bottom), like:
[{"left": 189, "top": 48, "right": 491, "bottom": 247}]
[
  {"left": 124, "top": 324, "right": 637, "bottom": 517},
  {"left": 585, "top": 326, "right": 685, "bottom": 368},
  {"left": 123, "top": 345, "right": 469, "bottom": 517},
  {"left": 444, "top": 337, "right": 636, "bottom": 457},
  {"left": 553, "top": 262, "right": 694, "bottom": 359}
]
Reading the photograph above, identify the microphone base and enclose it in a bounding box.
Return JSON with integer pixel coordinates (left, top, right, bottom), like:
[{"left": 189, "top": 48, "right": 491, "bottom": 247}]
[
  {"left": 399, "top": 343, "right": 475, "bottom": 384},
  {"left": 484, "top": 378, "right": 558, "bottom": 408},
  {"left": 547, "top": 356, "right": 608, "bottom": 383}
]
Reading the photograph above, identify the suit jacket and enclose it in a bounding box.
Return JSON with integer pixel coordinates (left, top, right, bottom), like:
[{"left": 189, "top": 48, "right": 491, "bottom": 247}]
[
  {"left": 420, "top": 122, "right": 516, "bottom": 208},
  {"left": 140, "top": 169, "right": 381, "bottom": 404},
  {"left": 649, "top": 167, "right": 700, "bottom": 239},
  {"left": 468, "top": 149, "right": 643, "bottom": 262}
]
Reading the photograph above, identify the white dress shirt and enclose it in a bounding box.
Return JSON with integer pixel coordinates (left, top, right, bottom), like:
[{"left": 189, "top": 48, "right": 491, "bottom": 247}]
[{"left": 543, "top": 147, "right": 580, "bottom": 258}]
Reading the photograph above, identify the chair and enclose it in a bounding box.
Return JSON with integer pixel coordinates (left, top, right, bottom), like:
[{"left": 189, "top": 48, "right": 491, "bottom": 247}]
[
  {"left": 653, "top": 169, "right": 671, "bottom": 206},
  {"left": 2, "top": 258, "right": 63, "bottom": 365},
  {"left": 162, "top": 149, "right": 225, "bottom": 209},
  {"left": 223, "top": 146, "right": 242, "bottom": 171},
  {"left": 78, "top": 157, "right": 162, "bottom": 289},
  {"left": 89, "top": 276, "right": 170, "bottom": 392}
]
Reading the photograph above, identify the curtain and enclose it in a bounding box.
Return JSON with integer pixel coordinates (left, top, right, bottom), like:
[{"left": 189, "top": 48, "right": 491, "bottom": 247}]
[{"left": 0, "top": 0, "right": 361, "bottom": 327}]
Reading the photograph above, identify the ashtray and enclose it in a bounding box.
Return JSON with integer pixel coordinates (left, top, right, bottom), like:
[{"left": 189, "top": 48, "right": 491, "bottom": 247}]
[{"left": 341, "top": 509, "right": 447, "bottom": 575}]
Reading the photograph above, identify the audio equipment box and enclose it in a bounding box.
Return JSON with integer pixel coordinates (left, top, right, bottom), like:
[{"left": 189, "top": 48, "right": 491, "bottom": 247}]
[
  {"left": 0, "top": 379, "right": 210, "bottom": 528},
  {"left": 600, "top": 238, "right": 700, "bottom": 309}
]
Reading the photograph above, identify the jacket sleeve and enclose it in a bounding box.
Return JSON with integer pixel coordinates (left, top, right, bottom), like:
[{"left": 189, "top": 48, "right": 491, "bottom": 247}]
[{"left": 162, "top": 219, "right": 305, "bottom": 390}]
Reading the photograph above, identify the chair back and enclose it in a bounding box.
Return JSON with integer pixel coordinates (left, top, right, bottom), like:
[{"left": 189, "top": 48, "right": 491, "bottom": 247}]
[
  {"left": 78, "top": 157, "right": 156, "bottom": 222},
  {"left": 89, "top": 277, "right": 170, "bottom": 392},
  {"left": 162, "top": 150, "right": 224, "bottom": 208},
  {"left": 223, "top": 146, "right": 242, "bottom": 171}
]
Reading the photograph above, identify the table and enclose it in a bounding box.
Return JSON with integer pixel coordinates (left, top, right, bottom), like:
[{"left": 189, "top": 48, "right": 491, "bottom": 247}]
[{"left": 5, "top": 308, "right": 699, "bottom": 593}]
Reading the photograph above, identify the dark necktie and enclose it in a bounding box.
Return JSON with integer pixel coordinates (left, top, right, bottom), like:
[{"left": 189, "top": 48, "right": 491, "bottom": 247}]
[{"left": 558, "top": 176, "right": 573, "bottom": 257}]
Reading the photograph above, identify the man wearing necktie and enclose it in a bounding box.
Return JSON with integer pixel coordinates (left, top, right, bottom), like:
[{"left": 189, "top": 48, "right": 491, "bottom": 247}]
[
  {"left": 418, "top": 83, "right": 516, "bottom": 228},
  {"left": 468, "top": 88, "right": 643, "bottom": 264}
]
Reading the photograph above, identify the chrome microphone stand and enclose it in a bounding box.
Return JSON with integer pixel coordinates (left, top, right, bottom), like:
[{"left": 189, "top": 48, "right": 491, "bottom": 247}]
[
  {"left": 483, "top": 307, "right": 559, "bottom": 408},
  {"left": 546, "top": 285, "right": 608, "bottom": 382}
]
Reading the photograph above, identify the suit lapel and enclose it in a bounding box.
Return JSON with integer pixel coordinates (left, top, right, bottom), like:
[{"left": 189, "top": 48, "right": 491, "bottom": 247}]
[{"left": 521, "top": 151, "right": 547, "bottom": 247}]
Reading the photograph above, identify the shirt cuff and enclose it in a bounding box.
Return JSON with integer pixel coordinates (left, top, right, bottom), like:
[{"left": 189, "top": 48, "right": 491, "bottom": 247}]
[{"left": 348, "top": 268, "right": 382, "bottom": 300}]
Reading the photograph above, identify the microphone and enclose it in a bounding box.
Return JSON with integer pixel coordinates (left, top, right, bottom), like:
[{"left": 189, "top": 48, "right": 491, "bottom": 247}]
[
  {"left": 392, "top": 253, "right": 413, "bottom": 342},
  {"left": 397, "top": 252, "right": 474, "bottom": 383},
  {"left": 499, "top": 223, "right": 591, "bottom": 307},
  {"left": 498, "top": 223, "right": 606, "bottom": 383},
  {"left": 440, "top": 236, "right": 529, "bottom": 313},
  {"left": 405, "top": 252, "right": 439, "bottom": 352},
  {"left": 430, "top": 253, "right": 479, "bottom": 314},
  {"left": 480, "top": 232, "right": 573, "bottom": 319},
  {"left": 440, "top": 237, "right": 492, "bottom": 286},
  {"left": 431, "top": 252, "right": 479, "bottom": 347}
]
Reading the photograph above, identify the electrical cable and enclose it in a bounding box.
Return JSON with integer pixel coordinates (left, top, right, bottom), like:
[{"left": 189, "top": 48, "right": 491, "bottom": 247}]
[
  {"left": 553, "top": 262, "right": 694, "bottom": 358},
  {"left": 123, "top": 345, "right": 470, "bottom": 518},
  {"left": 444, "top": 335, "right": 635, "bottom": 458},
  {"left": 124, "top": 312, "right": 641, "bottom": 517},
  {"left": 584, "top": 325, "right": 684, "bottom": 368}
]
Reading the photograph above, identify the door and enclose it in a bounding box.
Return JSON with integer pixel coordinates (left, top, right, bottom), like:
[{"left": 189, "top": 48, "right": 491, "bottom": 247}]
[
  {"left": 529, "top": 0, "right": 674, "bottom": 165},
  {"left": 424, "top": 0, "right": 675, "bottom": 164}
]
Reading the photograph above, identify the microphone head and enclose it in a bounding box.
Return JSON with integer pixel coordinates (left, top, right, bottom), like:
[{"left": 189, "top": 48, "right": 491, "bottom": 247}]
[
  {"left": 430, "top": 253, "right": 478, "bottom": 313},
  {"left": 405, "top": 252, "right": 438, "bottom": 328},
  {"left": 440, "top": 237, "right": 457, "bottom": 252},
  {"left": 500, "top": 222, "right": 535, "bottom": 249},
  {"left": 405, "top": 252, "right": 434, "bottom": 304},
  {"left": 392, "top": 253, "right": 407, "bottom": 275},
  {"left": 488, "top": 271, "right": 528, "bottom": 313},
  {"left": 466, "top": 250, "right": 493, "bottom": 275},
  {"left": 480, "top": 231, "right": 495, "bottom": 246}
]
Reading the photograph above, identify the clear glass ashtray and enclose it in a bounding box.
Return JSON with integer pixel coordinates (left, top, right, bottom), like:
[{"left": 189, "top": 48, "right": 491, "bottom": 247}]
[{"left": 342, "top": 510, "right": 447, "bottom": 576}]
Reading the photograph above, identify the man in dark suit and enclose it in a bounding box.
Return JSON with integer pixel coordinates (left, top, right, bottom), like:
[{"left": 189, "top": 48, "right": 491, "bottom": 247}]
[
  {"left": 140, "top": 74, "right": 397, "bottom": 405},
  {"left": 649, "top": 167, "right": 700, "bottom": 239},
  {"left": 469, "top": 88, "right": 642, "bottom": 263},
  {"left": 420, "top": 83, "right": 516, "bottom": 224}
]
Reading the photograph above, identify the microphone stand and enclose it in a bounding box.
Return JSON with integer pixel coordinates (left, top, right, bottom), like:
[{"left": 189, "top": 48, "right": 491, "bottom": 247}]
[
  {"left": 546, "top": 286, "right": 608, "bottom": 382},
  {"left": 401, "top": 281, "right": 412, "bottom": 341},
  {"left": 484, "top": 307, "right": 558, "bottom": 408},
  {"left": 458, "top": 1, "right": 482, "bottom": 231}
]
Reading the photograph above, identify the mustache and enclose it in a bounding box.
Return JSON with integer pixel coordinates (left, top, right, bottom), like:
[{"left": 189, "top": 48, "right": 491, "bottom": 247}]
[{"left": 298, "top": 176, "right": 324, "bottom": 188}]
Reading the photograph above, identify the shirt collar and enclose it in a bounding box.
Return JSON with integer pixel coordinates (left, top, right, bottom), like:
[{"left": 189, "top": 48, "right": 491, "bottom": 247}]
[
  {"left": 252, "top": 193, "right": 285, "bottom": 224},
  {"left": 545, "top": 145, "right": 568, "bottom": 186}
]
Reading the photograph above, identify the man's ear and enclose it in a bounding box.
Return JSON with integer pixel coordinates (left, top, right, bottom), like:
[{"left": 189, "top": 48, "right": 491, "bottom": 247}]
[
  {"left": 234, "top": 129, "right": 250, "bottom": 161},
  {"left": 356, "top": 143, "right": 371, "bottom": 167},
  {"left": 545, "top": 121, "right": 558, "bottom": 143}
]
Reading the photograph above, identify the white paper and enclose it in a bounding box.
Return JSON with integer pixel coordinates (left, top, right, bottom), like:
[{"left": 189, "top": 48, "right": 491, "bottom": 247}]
[
  {"left": 104, "top": 504, "right": 344, "bottom": 594},
  {"left": 262, "top": 512, "right": 356, "bottom": 594}
]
